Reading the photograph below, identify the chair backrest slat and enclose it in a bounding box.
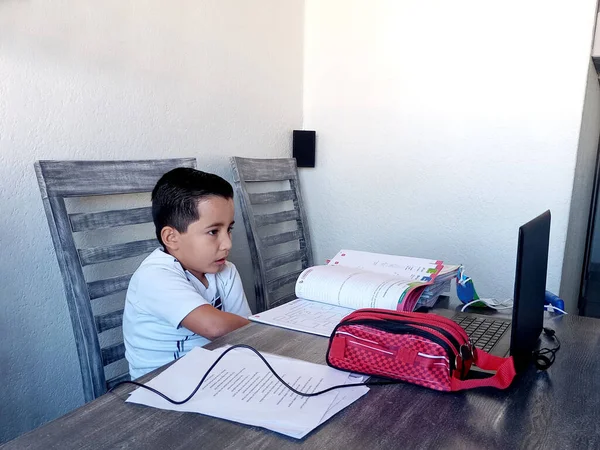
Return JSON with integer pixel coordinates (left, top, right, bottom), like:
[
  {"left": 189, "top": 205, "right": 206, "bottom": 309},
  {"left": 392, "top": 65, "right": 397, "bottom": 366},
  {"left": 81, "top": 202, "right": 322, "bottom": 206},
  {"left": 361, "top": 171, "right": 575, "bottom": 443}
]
[
  {"left": 37, "top": 159, "right": 196, "bottom": 197},
  {"left": 254, "top": 210, "right": 299, "bottom": 227},
  {"left": 231, "top": 158, "right": 297, "bottom": 182},
  {"left": 262, "top": 230, "right": 302, "bottom": 247},
  {"left": 78, "top": 239, "right": 158, "bottom": 266},
  {"left": 101, "top": 343, "right": 126, "bottom": 366},
  {"left": 231, "top": 157, "right": 313, "bottom": 312},
  {"left": 248, "top": 190, "right": 295, "bottom": 204},
  {"left": 264, "top": 250, "right": 304, "bottom": 271},
  {"left": 70, "top": 207, "right": 153, "bottom": 232},
  {"left": 35, "top": 158, "right": 196, "bottom": 401},
  {"left": 87, "top": 274, "right": 133, "bottom": 301},
  {"left": 95, "top": 309, "right": 124, "bottom": 333},
  {"left": 267, "top": 269, "right": 304, "bottom": 292}
]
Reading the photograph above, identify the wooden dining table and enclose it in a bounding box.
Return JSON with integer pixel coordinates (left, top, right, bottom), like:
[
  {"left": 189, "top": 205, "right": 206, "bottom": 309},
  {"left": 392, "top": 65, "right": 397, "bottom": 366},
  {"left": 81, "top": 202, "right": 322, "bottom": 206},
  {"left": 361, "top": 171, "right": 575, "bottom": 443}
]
[{"left": 3, "top": 302, "right": 600, "bottom": 449}]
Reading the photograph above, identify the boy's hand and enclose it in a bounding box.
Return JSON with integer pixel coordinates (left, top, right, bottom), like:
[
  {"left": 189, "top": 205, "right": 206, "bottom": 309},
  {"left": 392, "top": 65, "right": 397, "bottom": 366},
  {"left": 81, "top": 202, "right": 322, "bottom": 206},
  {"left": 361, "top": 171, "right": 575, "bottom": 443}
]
[{"left": 181, "top": 304, "right": 250, "bottom": 340}]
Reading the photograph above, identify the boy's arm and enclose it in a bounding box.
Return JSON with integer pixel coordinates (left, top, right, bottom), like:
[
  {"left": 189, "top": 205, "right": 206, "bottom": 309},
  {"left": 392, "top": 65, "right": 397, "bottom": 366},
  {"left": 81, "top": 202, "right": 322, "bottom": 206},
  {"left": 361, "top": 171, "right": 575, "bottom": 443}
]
[
  {"left": 132, "top": 262, "right": 247, "bottom": 341},
  {"left": 181, "top": 305, "right": 249, "bottom": 341}
]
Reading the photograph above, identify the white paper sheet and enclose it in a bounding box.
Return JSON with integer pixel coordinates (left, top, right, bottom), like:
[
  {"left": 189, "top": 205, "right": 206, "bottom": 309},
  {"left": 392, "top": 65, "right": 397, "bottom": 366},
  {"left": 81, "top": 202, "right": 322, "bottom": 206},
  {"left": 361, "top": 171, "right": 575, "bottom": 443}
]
[
  {"left": 249, "top": 298, "right": 354, "bottom": 337},
  {"left": 210, "top": 347, "right": 369, "bottom": 438},
  {"left": 127, "top": 346, "right": 369, "bottom": 438}
]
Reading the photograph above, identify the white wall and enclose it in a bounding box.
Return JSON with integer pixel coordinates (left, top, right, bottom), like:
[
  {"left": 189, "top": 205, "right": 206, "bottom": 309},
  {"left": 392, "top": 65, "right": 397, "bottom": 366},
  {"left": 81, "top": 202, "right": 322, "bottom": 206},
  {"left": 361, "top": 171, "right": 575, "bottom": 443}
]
[
  {"left": 0, "top": 0, "right": 304, "bottom": 442},
  {"left": 302, "top": 1, "right": 598, "bottom": 303},
  {"left": 560, "top": 60, "right": 600, "bottom": 312}
]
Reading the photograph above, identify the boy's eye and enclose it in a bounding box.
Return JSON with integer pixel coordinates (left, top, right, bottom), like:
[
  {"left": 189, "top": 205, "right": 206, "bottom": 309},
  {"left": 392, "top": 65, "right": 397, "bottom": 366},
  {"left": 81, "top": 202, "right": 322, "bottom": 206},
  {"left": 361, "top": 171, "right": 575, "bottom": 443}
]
[
  {"left": 208, "top": 230, "right": 218, "bottom": 236},
  {"left": 228, "top": 226, "right": 234, "bottom": 233}
]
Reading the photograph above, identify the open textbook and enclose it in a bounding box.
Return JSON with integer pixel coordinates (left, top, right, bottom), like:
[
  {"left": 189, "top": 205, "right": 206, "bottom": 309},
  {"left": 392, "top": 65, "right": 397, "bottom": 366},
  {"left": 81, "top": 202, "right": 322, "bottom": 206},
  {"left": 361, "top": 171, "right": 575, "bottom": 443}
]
[{"left": 249, "top": 249, "right": 460, "bottom": 337}]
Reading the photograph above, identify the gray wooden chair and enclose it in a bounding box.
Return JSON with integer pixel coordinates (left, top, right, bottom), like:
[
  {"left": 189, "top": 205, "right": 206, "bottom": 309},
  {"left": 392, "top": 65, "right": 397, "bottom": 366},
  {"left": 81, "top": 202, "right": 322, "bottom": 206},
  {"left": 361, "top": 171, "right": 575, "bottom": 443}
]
[
  {"left": 35, "top": 158, "right": 196, "bottom": 401},
  {"left": 230, "top": 157, "right": 313, "bottom": 313}
]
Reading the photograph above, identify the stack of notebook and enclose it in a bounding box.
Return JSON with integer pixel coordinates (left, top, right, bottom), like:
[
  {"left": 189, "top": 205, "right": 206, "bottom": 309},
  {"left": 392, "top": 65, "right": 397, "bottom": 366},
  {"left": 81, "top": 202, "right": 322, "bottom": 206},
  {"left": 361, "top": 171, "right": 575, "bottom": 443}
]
[{"left": 416, "top": 264, "right": 461, "bottom": 308}]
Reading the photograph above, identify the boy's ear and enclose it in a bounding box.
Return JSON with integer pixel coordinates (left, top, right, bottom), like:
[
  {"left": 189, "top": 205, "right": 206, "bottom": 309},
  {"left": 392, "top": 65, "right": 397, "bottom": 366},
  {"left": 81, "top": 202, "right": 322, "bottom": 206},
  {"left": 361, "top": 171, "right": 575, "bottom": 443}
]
[{"left": 161, "top": 226, "right": 180, "bottom": 251}]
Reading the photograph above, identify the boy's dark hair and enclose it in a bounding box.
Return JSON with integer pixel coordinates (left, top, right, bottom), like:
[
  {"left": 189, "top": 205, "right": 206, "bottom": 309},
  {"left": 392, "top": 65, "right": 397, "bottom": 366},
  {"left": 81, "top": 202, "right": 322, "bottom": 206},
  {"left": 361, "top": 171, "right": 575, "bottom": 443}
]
[{"left": 151, "top": 167, "right": 234, "bottom": 246}]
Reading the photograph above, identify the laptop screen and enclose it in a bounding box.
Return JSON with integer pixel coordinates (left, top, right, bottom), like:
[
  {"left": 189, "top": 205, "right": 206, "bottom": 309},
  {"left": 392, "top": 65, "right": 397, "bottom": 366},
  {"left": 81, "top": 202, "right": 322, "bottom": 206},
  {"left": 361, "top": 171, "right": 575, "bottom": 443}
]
[{"left": 509, "top": 210, "right": 551, "bottom": 369}]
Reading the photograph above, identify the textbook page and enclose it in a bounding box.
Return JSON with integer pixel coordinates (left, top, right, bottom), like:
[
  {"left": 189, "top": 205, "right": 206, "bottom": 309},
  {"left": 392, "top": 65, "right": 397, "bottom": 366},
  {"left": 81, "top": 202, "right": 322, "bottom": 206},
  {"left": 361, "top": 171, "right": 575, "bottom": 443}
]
[
  {"left": 295, "top": 265, "right": 413, "bottom": 310},
  {"left": 249, "top": 298, "right": 354, "bottom": 337},
  {"left": 329, "top": 249, "right": 442, "bottom": 282}
]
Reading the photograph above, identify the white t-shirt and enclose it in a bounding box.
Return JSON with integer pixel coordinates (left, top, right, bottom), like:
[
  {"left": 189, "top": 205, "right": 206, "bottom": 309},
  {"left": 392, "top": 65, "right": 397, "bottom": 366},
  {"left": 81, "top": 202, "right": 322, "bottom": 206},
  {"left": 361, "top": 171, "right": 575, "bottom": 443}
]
[{"left": 123, "top": 248, "right": 252, "bottom": 379}]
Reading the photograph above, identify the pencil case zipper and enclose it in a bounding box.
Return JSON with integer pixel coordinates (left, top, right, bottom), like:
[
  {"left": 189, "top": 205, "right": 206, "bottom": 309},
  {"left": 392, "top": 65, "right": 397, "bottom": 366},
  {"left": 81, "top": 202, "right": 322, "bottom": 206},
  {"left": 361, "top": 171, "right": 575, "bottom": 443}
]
[
  {"left": 344, "top": 309, "right": 470, "bottom": 350},
  {"left": 345, "top": 308, "right": 469, "bottom": 341}
]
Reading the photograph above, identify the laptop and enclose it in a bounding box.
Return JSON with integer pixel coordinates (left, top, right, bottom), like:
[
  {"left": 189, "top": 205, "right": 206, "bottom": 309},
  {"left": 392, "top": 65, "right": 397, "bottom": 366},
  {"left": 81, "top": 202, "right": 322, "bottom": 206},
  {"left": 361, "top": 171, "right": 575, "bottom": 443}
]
[{"left": 433, "top": 210, "right": 551, "bottom": 372}]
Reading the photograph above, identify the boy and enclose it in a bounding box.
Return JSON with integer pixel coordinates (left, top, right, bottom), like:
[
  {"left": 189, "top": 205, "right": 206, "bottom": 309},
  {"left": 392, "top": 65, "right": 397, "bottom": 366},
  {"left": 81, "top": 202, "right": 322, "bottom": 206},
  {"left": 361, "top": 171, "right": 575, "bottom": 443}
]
[{"left": 123, "top": 167, "right": 251, "bottom": 379}]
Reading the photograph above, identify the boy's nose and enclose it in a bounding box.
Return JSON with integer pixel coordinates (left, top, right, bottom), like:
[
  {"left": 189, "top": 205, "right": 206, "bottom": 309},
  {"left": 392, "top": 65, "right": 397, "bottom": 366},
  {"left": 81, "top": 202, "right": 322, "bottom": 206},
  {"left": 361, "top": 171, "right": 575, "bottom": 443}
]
[{"left": 220, "top": 233, "right": 232, "bottom": 251}]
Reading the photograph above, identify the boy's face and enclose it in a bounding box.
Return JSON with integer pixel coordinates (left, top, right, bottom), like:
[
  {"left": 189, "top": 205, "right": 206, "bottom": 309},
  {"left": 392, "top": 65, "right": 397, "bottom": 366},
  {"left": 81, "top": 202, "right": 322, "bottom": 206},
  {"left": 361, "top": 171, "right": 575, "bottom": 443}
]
[{"left": 163, "top": 196, "right": 235, "bottom": 282}]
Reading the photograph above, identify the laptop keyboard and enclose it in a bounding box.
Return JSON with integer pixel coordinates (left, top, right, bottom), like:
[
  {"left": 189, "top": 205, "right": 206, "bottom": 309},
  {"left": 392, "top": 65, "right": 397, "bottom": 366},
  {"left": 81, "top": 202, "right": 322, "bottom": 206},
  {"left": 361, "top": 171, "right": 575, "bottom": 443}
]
[{"left": 452, "top": 315, "right": 510, "bottom": 352}]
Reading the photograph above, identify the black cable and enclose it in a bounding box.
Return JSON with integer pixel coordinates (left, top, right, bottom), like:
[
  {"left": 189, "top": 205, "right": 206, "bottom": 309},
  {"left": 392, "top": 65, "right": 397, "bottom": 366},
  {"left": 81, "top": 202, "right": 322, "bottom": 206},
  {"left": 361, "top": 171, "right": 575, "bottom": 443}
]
[
  {"left": 533, "top": 328, "right": 561, "bottom": 370},
  {"left": 109, "top": 344, "right": 399, "bottom": 405}
]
